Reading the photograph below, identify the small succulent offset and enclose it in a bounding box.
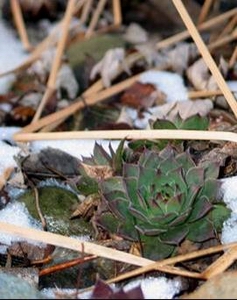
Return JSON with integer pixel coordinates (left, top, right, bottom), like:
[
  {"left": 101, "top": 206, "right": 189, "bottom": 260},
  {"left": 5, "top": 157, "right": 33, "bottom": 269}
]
[
  {"left": 128, "top": 113, "right": 210, "bottom": 151},
  {"left": 94, "top": 145, "right": 230, "bottom": 260}
]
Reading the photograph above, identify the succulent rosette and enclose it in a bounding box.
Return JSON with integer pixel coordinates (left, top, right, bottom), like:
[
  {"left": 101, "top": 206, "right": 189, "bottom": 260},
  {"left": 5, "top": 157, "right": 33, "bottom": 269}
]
[{"left": 95, "top": 145, "right": 230, "bottom": 259}]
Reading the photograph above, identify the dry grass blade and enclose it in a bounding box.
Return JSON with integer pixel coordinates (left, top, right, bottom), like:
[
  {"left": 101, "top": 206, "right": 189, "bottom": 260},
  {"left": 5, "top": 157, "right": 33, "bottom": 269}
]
[
  {"left": 13, "top": 130, "right": 237, "bottom": 143},
  {"left": 201, "top": 245, "right": 237, "bottom": 279},
  {"left": 85, "top": 0, "right": 108, "bottom": 38},
  {"left": 218, "top": 14, "right": 237, "bottom": 39},
  {"left": 208, "top": 28, "right": 237, "bottom": 52},
  {"left": 80, "top": 0, "right": 93, "bottom": 25},
  {"left": 172, "top": 0, "right": 237, "bottom": 119},
  {"left": 106, "top": 243, "right": 237, "bottom": 285},
  {"left": 32, "top": 0, "right": 76, "bottom": 123},
  {"left": 10, "top": 0, "right": 32, "bottom": 51},
  {"left": 18, "top": 72, "right": 142, "bottom": 133},
  {"left": 0, "top": 222, "right": 202, "bottom": 280},
  {"left": 0, "top": 222, "right": 153, "bottom": 266},
  {"left": 189, "top": 89, "right": 237, "bottom": 99},
  {"left": 229, "top": 46, "right": 237, "bottom": 68},
  {"left": 113, "top": 0, "right": 122, "bottom": 26},
  {"left": 197, "top": 0, "right": 214, "bottom": 25}
]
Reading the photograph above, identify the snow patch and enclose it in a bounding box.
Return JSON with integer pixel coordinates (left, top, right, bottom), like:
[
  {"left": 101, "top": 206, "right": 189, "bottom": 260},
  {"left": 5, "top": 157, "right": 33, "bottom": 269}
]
[
  {"left": 219, "top": 176, "right": 237, "bottom": 245},
  {"left": 0, "top": 20, "right": 28, "bottom": 94},
  {"left": 139, "top": 70, "right": 189, "bottom": 102},
  {"left": 30, "top": 139, "right": 122, "bottom": 160},
  {"left": 0, "top": 201, "right": 43, "bottom": 250}
]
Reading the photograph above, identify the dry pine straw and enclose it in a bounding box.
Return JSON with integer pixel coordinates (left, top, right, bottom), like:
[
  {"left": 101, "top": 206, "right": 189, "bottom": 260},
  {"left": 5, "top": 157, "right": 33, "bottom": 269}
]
[{"left": 2, "top": 0, "right": 237, "bottom": 288}]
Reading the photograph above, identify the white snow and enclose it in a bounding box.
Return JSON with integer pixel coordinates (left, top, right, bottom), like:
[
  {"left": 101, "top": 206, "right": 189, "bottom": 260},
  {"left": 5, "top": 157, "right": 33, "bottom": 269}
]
[
  {"left": 0, "top": 140, "right": 21, "bottom": 174},
  {"left": 42, "top": 276, "right": 181, "bottom": 299},
  {"left": 0, "top": 19, "right": 28, "bottom": 94},
  {"left": 30, "top": 139, "right": 122, "bottom": 160},
  {"left": 219, "top": 176, "right": 237, "bottom": 245},
  {"left": 139, "top": 70, "right": 189, "bottom": 102},
  {"left": 124, "top": 276, "right": 181, "bottom": 299},
  {"left": 0, "top": 201, "right": 43, "bottom": 251}
]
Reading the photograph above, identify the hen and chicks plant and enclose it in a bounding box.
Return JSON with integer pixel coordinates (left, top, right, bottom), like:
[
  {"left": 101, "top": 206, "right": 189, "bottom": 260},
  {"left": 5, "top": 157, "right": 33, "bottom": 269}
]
[{"left": 77, "top": 116, "right": 230, "bottom": 260}]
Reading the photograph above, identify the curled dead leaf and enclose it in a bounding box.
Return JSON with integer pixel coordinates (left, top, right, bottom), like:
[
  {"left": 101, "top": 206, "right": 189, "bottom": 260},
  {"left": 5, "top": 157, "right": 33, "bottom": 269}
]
[
  {"left": 80, "top": 162, "right": 113, "bottom": 181},
  {"left": 70, "top": 193, "right": 100, "bottom": 220},
  {"left": 90, "top": 48, "right": 129, "bottom": 88}
]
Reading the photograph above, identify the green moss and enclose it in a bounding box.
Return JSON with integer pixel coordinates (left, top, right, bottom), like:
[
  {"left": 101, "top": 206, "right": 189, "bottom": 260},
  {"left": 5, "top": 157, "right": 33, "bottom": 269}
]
[
  {"left": 18, "top": 186, "right": 93, "bottom": 236},
  {"left": 67, "top": 33, "right": 126, "bottom": 68}
]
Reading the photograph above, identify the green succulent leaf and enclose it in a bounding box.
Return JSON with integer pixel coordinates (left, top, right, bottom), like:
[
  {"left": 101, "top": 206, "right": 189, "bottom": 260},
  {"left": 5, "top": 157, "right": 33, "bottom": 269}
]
[
  {"left": 93, "top": 142, "right": 112, "bottom": 165},
  {"left": 210, "top": 203, "right": 231, "bottom": 231},
  {"left": 187, "top": 218, "right": 215, "bottom": 242},
  {"left": 91, "top": 144, "right": 230, "bottom": 260},
  {"left": 151, "top": 119, "right": 177, "bottom": 130},
  {"left": 141, "top": 236, "right": 176, "bottom": 260},
  {"left": 178, "top": 114, "right": 209, "bottom": 130},
  {"left": 77, "top": 176, "right": 99, "bottom": 195},
  {"left": 111, "top": 139, "right": 126, "bottom": 173}
]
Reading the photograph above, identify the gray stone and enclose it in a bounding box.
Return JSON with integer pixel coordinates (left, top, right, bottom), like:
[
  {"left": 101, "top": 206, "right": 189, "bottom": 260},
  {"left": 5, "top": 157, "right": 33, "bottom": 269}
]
[{"left": 0, "top": 272, "right": 46, "bottom": 299}]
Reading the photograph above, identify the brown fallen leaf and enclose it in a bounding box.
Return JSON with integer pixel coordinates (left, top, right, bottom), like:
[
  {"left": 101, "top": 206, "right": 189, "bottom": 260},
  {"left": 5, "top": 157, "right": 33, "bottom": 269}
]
[{"left": 120, "top": 81, "right": 165, "bottom": 109}]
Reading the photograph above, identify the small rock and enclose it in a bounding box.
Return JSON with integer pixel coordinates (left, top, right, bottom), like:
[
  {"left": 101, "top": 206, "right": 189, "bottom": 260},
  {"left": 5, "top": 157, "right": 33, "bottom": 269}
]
[{"left": 182, "top": 271, "right": 237, "bottom": 299}]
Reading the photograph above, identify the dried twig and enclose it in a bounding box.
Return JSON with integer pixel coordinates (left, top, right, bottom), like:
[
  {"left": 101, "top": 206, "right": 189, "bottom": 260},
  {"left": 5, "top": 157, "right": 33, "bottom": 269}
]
[
  {"left": 0, "top": 222, "right": 153, "bottom": 267},
  {"left": 106, "top": 242, "right": 235, "bottom": 285},
  {"left": 113, "top": 0, "right": 122, "bottom": 26},
  {"left": 32, "top": 185, "right": 47, "bottom": 231},
  {"left": 208, "top": 28, "right": 237, "bottom": 52},
  {"left": 10, "top": 0, "right": 32, "bottom": 51},
  {"left": 201, "top": 245, "right": 237, "bottom": 279},
  {"left": 218, "top": 14, "right": 237, "bottom": 39},
  {"left": 18, "top": 72, "right": 142, "bottom": 134},
  {"left": 39, "top": 255, "right": 97, "bottom": 277},
  {"left": 13, "top": 129, "right": 237, "bottom": 143},
  {"left": 85, "top": 0, "right": 108, "bottom": 38},
  {"left": 229, "top": 46, "right": 237, "bottom": 68},
  {"left": 197, "top": 0, "right": 214, "bottom": 25},
  {"left": 172, "top": 0, "right": 237, "bottom": 119},
  {"left": 80, "top": 0, "right": 93, "bottom": 25},
  {"left": 189, "top": 89, "right": 237, "bottom": 99},
  {"left": 32, "top": 0, "right": 76, "bottom": 123}
]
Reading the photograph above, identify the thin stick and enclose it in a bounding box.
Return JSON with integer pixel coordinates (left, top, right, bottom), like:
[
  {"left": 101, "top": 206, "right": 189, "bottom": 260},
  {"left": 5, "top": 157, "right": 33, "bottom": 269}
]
[
  {"left": 172, "top": 0, "right": 237, "bottom": 119},
  {"left": 197, "top": 0, "right": 214, "bottom": 25},
  {"left": 107, "top": 242, "right": 237, "bottom": 285},
  {"left": 0, "top": 6, "right": 235, "bottom": 80},
  {"left": 156, "top": 7, "right": 237, "bottom": 50},
  {"left": 84, "top": 7, "right": 237, "bottom": 98},
  {"left": 80, "top": 0, "right": 93, "bottom": 25},
  {"left": 0, "top": 0, "right": 85, "bottom": 79},
  {"left": 10, "top": 0, "right": 32, "bottom": 51},
  {"left": 189, "top": 89, "right": 237, "bottom": 99},
  {"left": 218, "top": 14, "right": 237, "bottom": 39},
  {"left": 113, "top": 0, "right": 122, "bottom": 26},
  {"left": 19, "top": 73, "right": 141, "bottom": 134},
  {"left": 31, "top": 88, "right": 55, "bottom": 123},
  {"left": 85, "top": 0, "right": 108, "bottom": 38},
  {"left": 13, "top": 129, "right": 237, "bottom": 143},
  {"left": 201, "top": 245, "right": 237, "bottom": 279},
  {"left": 229, "top": 46, "right": 237, "bottom": 68},
  {"left": 208, "top": 28, "right": 237, "bottom": 52},
  {"left": 32, "top": 0, "right": 76, "bottom": 123},
  {"left": 73, "top": 0, "right": 87, "bottom": 15},
  {"left": 0, "top": 222, "right": 153, "bottom": 267}
]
